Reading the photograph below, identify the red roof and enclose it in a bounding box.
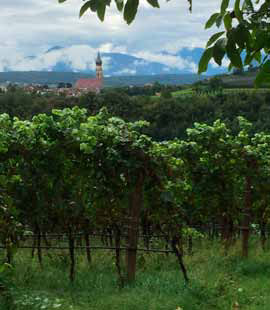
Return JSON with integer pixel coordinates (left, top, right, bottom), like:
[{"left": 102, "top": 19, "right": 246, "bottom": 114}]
[{"left": 75, "top": 78, "right": 102, "bottom": 91}]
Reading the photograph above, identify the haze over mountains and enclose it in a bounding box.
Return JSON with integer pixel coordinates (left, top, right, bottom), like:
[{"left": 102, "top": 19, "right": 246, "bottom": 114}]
[{"left": 0, "top": 45, "right": 227, "bottom": 78}]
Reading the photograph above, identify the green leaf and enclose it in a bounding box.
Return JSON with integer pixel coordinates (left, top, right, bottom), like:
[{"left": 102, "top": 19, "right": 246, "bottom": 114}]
[
  {"left": 97, "top": 0, "right": 106, "bottom": 21},
  {"left": 205, "top": 13, "right": 219, "bottom": 29},
  {"left": 234, "top": 0, "right": 242, "bottom": 21},
  {"left": 258, "top": 2, "right": 269, "bottom": 15},
  {"left": 240, "top": 25, "right": 252, "bottom": 50},
  {"left": 146, "top": 0, "right": 160, "bottom": 8},
  {"left": 0, "top": 263, "right": 12, "bottom": 273},
  {"left": 242, "top": 0, "right": 254, "bottom": 11},
  {"left": 215, "top": 14, "right": 223, "bottom": 28},
  {"left": 89, "top": 0, "right": 97, "bottom": 12},
  {"left": 254, "top": 51, "right": 262, "bottom": 63},
  {"left": 254, "top": 31, "right": 269, "bottom": 51},
  {"left": 233, "top": 27, "right": 245, "bottom": 49},
  {"left": 244, "top": 53, "right": 253, "bottom": 66},
  {"left": 224, "top": 12, "right": 232, "bottom": 30},
  {"left": 232, "top": 25, "right": 251, "bottom": 50},
  {"left": 58, "top": 0, "right": 67, "bottom": 3},
  {"left": 187, "top": 0, "right": 192, "bottom": 12},
  {"left": 115, "top": 0, "right": 124, "bottom": 11},
  {"left": 206, "top": 31, "right": 225, "bottom": 48},
  {"left": 220, "top": 0, "right": 229, "bottom": 14},
  {"left": 79, "top": 1, "right": 91, "bottom": 17},
  {"left": 226, "top": 39, "right": 243, "bottom": 69},
  {"left": 213, "top": 38, "right": 226, "bottom": 66},
  {"left": 255, "top": 60, "right": 270, "bottom": 87},
  {"left": 124, "top": 0, "right": 139, "bottom": 24},
  {"left": 198, "top": 47, "right": 213, "bottom": 74}
]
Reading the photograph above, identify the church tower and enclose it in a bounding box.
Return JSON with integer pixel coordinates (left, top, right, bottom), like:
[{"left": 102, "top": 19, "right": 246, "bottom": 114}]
[{"left": 96, "top": 52, "right": 103, "bottom": 80}]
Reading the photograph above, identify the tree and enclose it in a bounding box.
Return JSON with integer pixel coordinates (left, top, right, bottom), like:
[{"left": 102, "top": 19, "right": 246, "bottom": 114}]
[
  {"left": 59, "top": 0, "right": 270, "bottom": 85},
  {"left": 208, "top": 76, "right": 223, "bottom": 91},
  {"left": 57, "top": 82, "right": 66, "bottom": 89},
  {"left": 161, "top": 89, "right": 172, "bottom": 99},
  {"left": 199, "top": 0, "right": 270, "bottom": 87}
]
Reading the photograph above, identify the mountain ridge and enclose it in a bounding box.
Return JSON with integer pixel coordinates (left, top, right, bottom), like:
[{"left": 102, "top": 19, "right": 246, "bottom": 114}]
[
  {"left": 0, "top": 72, "right": 208, "bottom": 87},
  {"left": 0, "top": 44, "right": 227, "bottom": 76}
]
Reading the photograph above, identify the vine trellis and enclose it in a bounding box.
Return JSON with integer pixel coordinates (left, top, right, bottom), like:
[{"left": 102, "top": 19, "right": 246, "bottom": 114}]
[{"left": 1, "top": 108, "right": 270, "bottom": 286}]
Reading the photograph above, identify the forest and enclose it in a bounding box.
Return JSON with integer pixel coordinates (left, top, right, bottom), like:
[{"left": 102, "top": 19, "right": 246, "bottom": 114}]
[{"left": 2, "top": 86, "right": 270, "bottom": 140}]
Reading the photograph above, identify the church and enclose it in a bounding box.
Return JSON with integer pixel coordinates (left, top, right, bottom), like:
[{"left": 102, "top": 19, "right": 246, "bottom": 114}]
[{"left": 75, "top": 52, "right": 103, "bottom": 93}]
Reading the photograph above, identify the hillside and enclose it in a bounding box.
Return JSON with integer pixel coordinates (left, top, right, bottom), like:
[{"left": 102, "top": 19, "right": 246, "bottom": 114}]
[
  {"left": 0, "top": 72, "right": 207, "bottom": 87},
  {"left": 220, "top": 71, "right": 258, "bottom": 88}
]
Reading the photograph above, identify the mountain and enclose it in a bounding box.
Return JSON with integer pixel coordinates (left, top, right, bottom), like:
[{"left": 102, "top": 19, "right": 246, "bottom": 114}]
[
  {"left": 45, "top": 46, "right": 64, "bottom": 53},
  {"left": 0, "top": 44, "right": 227, "bottom": 77},
  {"left": 172, "top": 48, "right": 227, "bottom": 75},
  {"left": 0, "top": 72, "right": 207, "bottom": 87}
]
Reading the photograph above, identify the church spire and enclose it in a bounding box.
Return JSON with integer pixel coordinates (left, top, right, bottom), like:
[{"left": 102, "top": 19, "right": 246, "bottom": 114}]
[
  {"left": 96, "top": 51, "right": 102, "bottom": 65},
  {"left": 96, "top": 52, "right": 103, "bottom": 80}
]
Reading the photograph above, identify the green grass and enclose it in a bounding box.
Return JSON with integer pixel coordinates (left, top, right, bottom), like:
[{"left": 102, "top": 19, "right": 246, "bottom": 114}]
[
  {"left": 1, "top": 239, "right": 270, "bottom": 310},
  {"left": 169, "top": 88, "right": 270, "bottom": 98},
  {"left": 171, "top": 89, "right": 194, "bottom": 97}
]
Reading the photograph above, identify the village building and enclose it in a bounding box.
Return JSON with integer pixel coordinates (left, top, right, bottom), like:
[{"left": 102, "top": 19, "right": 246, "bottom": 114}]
[{"left": 75, "top": 52, "right": 103, "bottom": 94}]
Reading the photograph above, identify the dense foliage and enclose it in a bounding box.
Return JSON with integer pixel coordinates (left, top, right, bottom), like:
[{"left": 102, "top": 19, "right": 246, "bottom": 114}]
[
  {"left": 3, "top": 88, "right": 270, "bottom": 141},
  {"left": 1, "top": 103, "right": 270, "bottom": 285},
  {"left": 201, "top": 0, "right": 270, "bottom": 87}
]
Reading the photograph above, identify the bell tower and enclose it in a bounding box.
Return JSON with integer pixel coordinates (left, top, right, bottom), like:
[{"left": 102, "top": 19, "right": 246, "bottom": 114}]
[{"left": 96, "top": 52, "right": 103, "bottom": 80}]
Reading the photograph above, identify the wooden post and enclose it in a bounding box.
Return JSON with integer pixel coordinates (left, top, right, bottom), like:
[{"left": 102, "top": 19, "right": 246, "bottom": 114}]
[
  {"left": 37, "top": 230, "right": 42, "bottom": 267},
  {"left": 126, "top": 172, "right": 144, "bottom": 283},
  {"left": 242, "top": 175, "right": 252, "bottom": 258},
  {"left": 84, "top": 233, "right": 92, "bottom": 264},
  {"left": 171, "top": 236, "right": 189, "bottom": 284},
  {"left": 31, "top": 236, "right": 36, "bottom": 259},
  {"left": 260, "top": 220, "right": 267, "bottom": 251},
  {"left": 114, "top": 225, "right": 124, "bottom": 288},
  {"left": 68, "top": 230, "right": 75, "bottom": 283}
]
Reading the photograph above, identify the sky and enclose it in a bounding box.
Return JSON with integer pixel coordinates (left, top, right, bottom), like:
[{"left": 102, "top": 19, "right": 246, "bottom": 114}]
[{"left": 0, "top": 0, "right": 226, "bottom": 73}]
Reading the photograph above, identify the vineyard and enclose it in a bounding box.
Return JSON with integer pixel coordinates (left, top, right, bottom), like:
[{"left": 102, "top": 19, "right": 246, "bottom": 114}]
[
  {"left": 1, "top": 106, "right": 270, "bottom": 308},
  {"left": 171, "top": 88, "right": 270, "bottom": 98}
]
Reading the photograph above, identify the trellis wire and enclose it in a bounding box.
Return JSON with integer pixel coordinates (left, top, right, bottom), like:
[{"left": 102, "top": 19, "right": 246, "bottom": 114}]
[{"left": 0, "top": 245, "right": 173, "bottom": 253}]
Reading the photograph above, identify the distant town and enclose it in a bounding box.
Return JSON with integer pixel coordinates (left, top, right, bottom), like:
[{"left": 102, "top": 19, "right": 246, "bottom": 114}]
[{"left": 0, "top": 53, "right": 105, "bottom": 98}]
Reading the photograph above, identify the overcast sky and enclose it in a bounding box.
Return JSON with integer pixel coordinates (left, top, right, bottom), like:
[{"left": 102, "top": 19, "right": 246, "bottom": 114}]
[{"left": 0, "top": 0, "right": 225, "bottom": 72}]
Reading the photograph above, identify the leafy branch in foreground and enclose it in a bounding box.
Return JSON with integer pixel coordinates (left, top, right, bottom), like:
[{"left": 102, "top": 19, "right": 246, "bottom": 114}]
[
  {"left": 58, "top": 0, "right": 192, "bottom": 24},
  {"left": 199, "top": 0, "right": 270, "bottom": 87}
]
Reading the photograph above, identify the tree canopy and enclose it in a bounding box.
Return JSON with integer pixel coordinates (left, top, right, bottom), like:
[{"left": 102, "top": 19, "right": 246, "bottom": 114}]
[{"left": 58, "top": 0, "right": 270, "bottom": 86}]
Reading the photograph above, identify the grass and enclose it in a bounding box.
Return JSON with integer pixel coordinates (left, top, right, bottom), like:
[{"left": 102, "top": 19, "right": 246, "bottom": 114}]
[
  {"left": 1, "top": 239, "right": 270, "bottom": 310},
  {"left": 170, "top": 88, "right": 270, "bottom": 98},
  {"left": 171, "top": 89, "right": 194, "bottom": 97}
]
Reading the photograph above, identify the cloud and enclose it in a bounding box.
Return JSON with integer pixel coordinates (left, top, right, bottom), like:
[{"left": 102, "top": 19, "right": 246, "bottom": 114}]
[
  {"left": 114, "top": 68, "right": 137, "bottom": 75},
  {"left": 0, "top": 42, "right": 199, "bottom": 74},
  {"left": 134, "top": 51, "right": 197, "bottom": 73},
  {"left": 133, "top": 59, "right": 149, "bottom": 67},
  {"left": 0, "top": 0, "right": 227, "bottom": 75},
  {"left": 99, "top": 43, "right": 128, "bottom": 54},
  {"left": 0, "top": 1, "right": 221, "bottom": 55},
  {"left": 0, "top": 44, "right": 114, "bottom": 72}
]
